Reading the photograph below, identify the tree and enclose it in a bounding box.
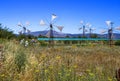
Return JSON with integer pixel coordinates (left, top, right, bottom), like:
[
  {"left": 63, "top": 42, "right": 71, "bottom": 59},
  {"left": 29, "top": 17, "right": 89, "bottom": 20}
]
[
  {"left": 27, "top": 34, "right": 36, "bottom": 39},
  {"left": 115, "top": 40, "right": 120, "bottom": 46},
  {"left": 78, "top": 35, "right": 81, "bottom": 38},
  {"left": 90, "top": 34, "right": 98, "bottom": 38},
  {"left": 65, "top": 35, "right": 70, "bottom": 38},
  {"left": 0, "top": 23, "right": 16, "bottom": 39},
  {"left": 38, "top": 34, "right": 47, "bottom": 38},
  {"left": 82, "top": 36, "right": 87, "bottom": 38}
]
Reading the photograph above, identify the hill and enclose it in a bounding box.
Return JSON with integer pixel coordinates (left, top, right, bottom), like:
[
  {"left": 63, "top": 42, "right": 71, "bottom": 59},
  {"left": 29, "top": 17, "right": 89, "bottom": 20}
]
[{"left": 27, "top": 30, "right": 120, "bottom": 38}]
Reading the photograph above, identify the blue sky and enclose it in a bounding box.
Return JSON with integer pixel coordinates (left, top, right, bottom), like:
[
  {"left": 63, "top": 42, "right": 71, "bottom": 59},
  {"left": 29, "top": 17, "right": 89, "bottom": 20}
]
[{"left": 0, "top": 0, "right": 120, "bottom": 34}]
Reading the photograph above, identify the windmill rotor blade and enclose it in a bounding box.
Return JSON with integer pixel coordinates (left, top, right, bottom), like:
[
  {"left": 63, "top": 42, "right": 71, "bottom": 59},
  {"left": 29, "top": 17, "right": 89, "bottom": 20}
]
[
  {"left": 100, "top": 30, "right": 107, "bottom": 33},
  {"left": 57, "top": 26, "right": 64, "bottom": 32},
  {"left": 26, "top": 21, "right": 30, "bottom": 26},
  {"left": 116, "top": 27, "right": 120, "bottom": 30},
  {"left": 18, "top": 30, "right": 22, "bottom": 34},
  {"left": 91, "top": 28, "right": 96, "bottom": 30},
  {"left": 27, "top": 29, "right": 31, "bottom": 33},
  {"left": 85, "top": 23, "right": 89, "bottom": 26},
  {"left": 105, "top": 20, "right": 111, "bottom": 27},
  {"left": 23, "top": 27, "right": 26, "bottom": 30},
  {"left": 53, "top": 25, "right": 64, "bottom": 32},
  {"left": 80, "top": 20, "right": 84, "bottom": 24},
  {"left": 22, "top": 27, "right": 27, "bottom": 33},
  {"left": 40, "top": 20, "right": 46, "bottom": 26},
  {"left": 114, "top": 30, "right": 119, "bottom": 33},
  {"left": 51, "top": 14, "right": 57, "bottom": 21},
  {"left": 44, "top": 27, "right": 49, "bottom": 31},
  {"left": 88, "top": 24, "right": 92, "bottom": 28},
  {"left": 18, "top": 22, "right": 22, "bottom": 27},
  {"left": 86, "top": 23, "right": 91, "bottom": 27},
  {"left": 18, "top": 24, "right": 22, "bottom": 27},
  {"left": 85, "top": 29, "right": 88, "bottom": 32},
  {"left": 46, "top": 30, "right": 51, "bottom": 38},
  {"left": 79, "top": 27, "right": 82, "bottom": 30}
]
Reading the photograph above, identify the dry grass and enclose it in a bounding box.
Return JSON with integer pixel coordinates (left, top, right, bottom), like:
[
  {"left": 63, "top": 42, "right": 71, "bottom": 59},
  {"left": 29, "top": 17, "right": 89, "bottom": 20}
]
[{"left": 0, "top": 39, "right": 120, "bottom": 81}]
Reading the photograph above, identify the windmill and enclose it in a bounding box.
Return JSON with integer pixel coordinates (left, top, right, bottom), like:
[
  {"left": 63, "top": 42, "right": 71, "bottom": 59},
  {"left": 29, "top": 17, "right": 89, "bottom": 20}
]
[
  {"left": 40, "top": 14, "right": 64, "bottom": 46},
  {"left": 105, "top": 20, "right": 114, "bottom": 46},
  {"left": 18, "top": 21, "right": 31, "bottom": 35},
  {"left": 100, "top": 20, "right": 120, "bottom": 39},
  {"left": 17, "top": 21, "right": 31, "bottom": 47},
  {"left": 79, "top": 21, "right": 89, "bottom": 37},
  {"left": 100, "top": 21, "right": 113, "bottom": 38},
  {"left": 106, "top": 21, "right": 113, "bottom": 39},
  {"left": 89, "top": 28, "right": 96, "bottom": 38},
  {"left": 85, "top": 23, "right": 96, "bottom": 38}
]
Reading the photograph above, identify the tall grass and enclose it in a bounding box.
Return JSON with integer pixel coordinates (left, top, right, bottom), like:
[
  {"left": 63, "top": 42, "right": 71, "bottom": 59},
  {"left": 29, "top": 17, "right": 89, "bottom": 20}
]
[{"left": 0, "top": 39, "right": 120, "bottom": 81}]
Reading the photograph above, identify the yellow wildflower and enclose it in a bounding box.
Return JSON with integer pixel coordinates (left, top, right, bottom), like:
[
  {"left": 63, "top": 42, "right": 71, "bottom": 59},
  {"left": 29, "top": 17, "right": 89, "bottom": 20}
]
[
  {"left": 58, "top": 72, "right": 61, "bottom": 75},
  {"left": 35, "top": 70, "right": 39, "bottom": 73},
  {"left": 73, "top": 65, "right": 78, "bottom": 68},
  {"left": 108, "top": 77, "right": 112, "bottom": 81},
  {"left": 86, "top": 69, "right": 91, "bottom": 73},
  {"left": 48, "top": 79, "right": 51, "bottom": 81},
  {"left": 66, "top": 73, "right": 70, "bottom": 77},
  {"left": 89, "top": 72, "right": 95, "bottom": 77},
  {"left": 49, "top": 66, "right": 53, "bottom": 69},
  {"left": 72, "top": 45, "right": 77, "bottom": 49},
  {"left": 69, "top": 69, "right": 72, "bottom": 72},
  {"left": 1, "top": 74, "right": 5, "bottom": 77},
  {"left": 45, "top": 69, "right": 48, "bottom": 73},
  {"left": 41, "top": 54, "right": 46, "bottom": 59},
  {"left": 56, "top": 56, "right": 61, "bottom": 59}
]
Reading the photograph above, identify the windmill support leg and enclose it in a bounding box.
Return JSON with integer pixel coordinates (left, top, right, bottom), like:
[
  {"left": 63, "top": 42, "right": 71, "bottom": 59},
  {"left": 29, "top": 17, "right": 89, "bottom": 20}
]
[
  {"left": 108, "top": 29, "right": 113, "bottom": 47},
  {"left": 109, "top": 39, "right": 113, "bottom": 47},
  {"left": 48, "top": 37, "right": 54, "bottom": 47},
  {"left": 49, "top": 24, "right": 54, "bottom": 47}
]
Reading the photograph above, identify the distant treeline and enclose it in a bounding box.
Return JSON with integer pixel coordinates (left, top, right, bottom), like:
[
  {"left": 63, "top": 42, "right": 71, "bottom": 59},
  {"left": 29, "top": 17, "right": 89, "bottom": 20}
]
[
  {"left": 0, "top": 23, "right": 36, "bottom": 40},
  {"left": 0, "top": 23, "right": 16, "bottom": 39}
]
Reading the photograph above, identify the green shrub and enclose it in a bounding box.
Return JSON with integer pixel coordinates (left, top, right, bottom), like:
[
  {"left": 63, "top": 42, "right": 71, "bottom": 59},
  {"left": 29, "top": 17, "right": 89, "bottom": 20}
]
[
  {"left": 0, "top": 23, "right": 16, "bottom": 39},
  {"left": 14, "top": 50, "right": 27, "bottom": 72},
  {"left": 39, "top": 41, "right": 48, "bottom": 46},
  {"left": 64, "top": 40, "right": 70, "bottom": 44},
  {"left": 115, "top": 40, "right": 120, "bottom": 46}
]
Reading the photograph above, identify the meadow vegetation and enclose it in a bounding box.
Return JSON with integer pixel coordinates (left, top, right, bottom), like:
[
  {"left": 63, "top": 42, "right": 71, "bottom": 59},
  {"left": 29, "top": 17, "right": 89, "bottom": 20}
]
[
  {"left": 0, "top": 23, "right": 120, "bottom": 81},
  {"left": 0, "top": 39, "right": 120, "bottom": 81}
]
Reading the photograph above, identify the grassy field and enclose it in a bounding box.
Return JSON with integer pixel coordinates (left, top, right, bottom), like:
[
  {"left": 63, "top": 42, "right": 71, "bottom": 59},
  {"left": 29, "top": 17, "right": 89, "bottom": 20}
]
[{"left": 0, "top": 39, "right": 120, "bottom": 81}]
